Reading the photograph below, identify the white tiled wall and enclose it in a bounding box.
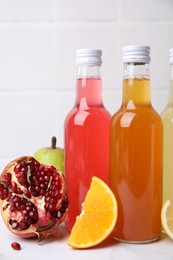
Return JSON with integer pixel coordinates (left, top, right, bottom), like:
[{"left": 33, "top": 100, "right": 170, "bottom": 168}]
[{"left": 0, "top": 0, "right": 173, "bottom": 171}]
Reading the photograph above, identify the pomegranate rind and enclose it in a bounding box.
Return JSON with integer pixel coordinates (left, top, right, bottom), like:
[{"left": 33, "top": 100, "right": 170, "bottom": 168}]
[{"left": 0, "top": 156, "right": 68, "bottom": 239}]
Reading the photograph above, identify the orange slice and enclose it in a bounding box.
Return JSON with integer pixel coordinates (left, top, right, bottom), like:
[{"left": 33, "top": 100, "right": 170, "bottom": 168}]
[
  {"left": 161, "top": 199, "right": 173, "bottom": 240},
  {"left": 67, "top": 176, "right": 118, "bottom": 248}
]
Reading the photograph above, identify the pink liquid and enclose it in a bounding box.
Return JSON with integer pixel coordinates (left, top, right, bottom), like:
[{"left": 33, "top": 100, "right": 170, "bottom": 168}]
[{"left": 64, "top": 78, "right": 111, "bottom": 230}]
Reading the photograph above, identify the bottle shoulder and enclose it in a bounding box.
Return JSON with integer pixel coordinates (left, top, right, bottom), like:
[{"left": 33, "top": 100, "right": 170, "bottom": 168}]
[
  {"left": 111, "top": 105, "right": 162, "bottom": 126},
  {"left": 65, "top": 106, "right": 111, "bottom": 127},
  {"left": 161, "top": 105, "right": 173, "bottom": 119}
]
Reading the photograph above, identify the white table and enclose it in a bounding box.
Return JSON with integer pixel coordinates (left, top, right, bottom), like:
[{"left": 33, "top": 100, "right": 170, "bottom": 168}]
[{"left": 0, "top": 215, "right": 173, "bottom": 260}]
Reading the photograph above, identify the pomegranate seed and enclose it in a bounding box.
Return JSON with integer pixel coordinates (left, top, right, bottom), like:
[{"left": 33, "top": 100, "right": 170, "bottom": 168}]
[
  {"left": 32, "top": 191, "right": 38, "bottom": 197},
  {"left": 24, "top": 189, "right": 31, "bottom": 198},
  {"left": 39, "top": 165, "right": 45, "bottom": 170},
  {"left": 47, "top": 204, "right": 55, "bottom": 211},
  {"left": 11, "top": 181, "right": 17, "bottom": 192},
  {"left": 22, "top": 209, "right": 27, "bottom": 215},
  {"left": 40, "top": 183, "right": 46, "bottom": 189},
  {"left": 13, "top": 195, "right": 20, "bottom": 202},
  {"left": 14, "top": 164, "right": 20, "bottom": 173},
  {"left": 26, "top": 205, "right": 31, "bottom": 211},
  {"left": 35, "top": 186, "right": 40, "bottom": 192},
  {"left": 16, "top": 188, "right": 23, "bottom": 195},
  {"left": 50, "top": 185, "right": 57, "bottom": 191},
  {"left": 3, "top": 173, "right": 12, "bottom": 186},
  {"left": 3, "top": 203, "right": 9, "bottom": 211},
  {"left": 14, "top": 161, "right": 27, "bottom": 174},
  {"left": 30, "top": 185, "right": 35, "bottom": 191},
  {"left": 29, "top": 211, "right": 34, "bottom": 217},
  {"left": 36, "top": 172, "right": 41, "bottom": 178},
  {"left": 20, "top": 167, "right": 27, "bottom": 173},
  {"left": 45, "top": 196, "right": 50, "bottom": 202},
  {"left": 10, "top": 220, "right": 18, "bottom": 229},
  {"left": 11, "top": 242, "right": 21, "bottom": 250},
  {"left": 10, "top": 205, "right": 15, "bottom": 212},
  {"left": 44, "top": 168, "right": 51, "bottom": 176},
  {"left": 50, "top": 166, "right": 56, "bottom": 172},
  {"left": 20, "top": 198, "right": 27, "bottom": 204},
  {"left": 0, "top": 185, "right": 9, "bottom": 200},
  {"left": 4, "top": 173, "right": 12, "bottom": 179},
  {"left": 20, "top": 204, "right": 25, "bottom": 210},
  {"left": 39, "top": 189, "right": 45, "bottom": 196},
  {"left": 14, "top": 161, "right": 28, "bottom": 187},
  {"left": 19, "top": 221, "right": 29, "bottom": 230}
]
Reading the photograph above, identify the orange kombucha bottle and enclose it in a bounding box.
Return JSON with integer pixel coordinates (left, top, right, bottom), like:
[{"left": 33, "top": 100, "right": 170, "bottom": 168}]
[{"left": 110, "top": 45, "right": 163, "bottom": 243}]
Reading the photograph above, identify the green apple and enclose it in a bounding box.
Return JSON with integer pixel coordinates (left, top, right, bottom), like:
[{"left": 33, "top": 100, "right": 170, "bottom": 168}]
[{"left": 34, "top": 136, "right": 64, "bottom": 174}]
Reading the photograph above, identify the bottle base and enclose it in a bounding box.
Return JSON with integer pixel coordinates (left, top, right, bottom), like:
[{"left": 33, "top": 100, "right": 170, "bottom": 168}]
[{"left": 112, "top": 236, "right": 160, "bottom": 244}]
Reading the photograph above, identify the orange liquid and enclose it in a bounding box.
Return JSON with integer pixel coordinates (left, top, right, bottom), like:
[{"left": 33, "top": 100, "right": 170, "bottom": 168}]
[{"left": 110, "top": 78, "right": 163, "bottom": 243}]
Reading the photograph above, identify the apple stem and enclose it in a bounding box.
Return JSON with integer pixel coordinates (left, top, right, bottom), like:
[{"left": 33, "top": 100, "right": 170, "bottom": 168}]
[{"left": 51, "top": 136, "right": 56, "bottom": 149}]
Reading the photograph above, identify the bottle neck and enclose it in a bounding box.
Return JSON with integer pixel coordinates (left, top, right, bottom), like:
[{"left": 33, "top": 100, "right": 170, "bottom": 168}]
[
  {"left": 75, "top": 65, "right": 103, "bottom": 108},
  {"left": 122, "top": 63, "right": 151, "bottom": 107},
  {"left": 168, "top": 64, "right": 173, "bottom": 105}
]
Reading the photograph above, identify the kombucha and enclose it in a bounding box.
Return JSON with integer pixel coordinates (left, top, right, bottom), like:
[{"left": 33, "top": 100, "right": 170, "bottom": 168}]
[
  {"left": 161, "top": 52, "right": 173, "bottom": 203},
  {"left": 110, "top": 46, "right": 163, "bottom": 243},
  {"left": 64, "top": 50, "right": 111, "bottom": 230}
]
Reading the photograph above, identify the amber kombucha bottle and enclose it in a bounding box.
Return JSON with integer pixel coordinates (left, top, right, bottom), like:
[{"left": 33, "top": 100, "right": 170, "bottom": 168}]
[{"left": 110, "top": 45, "right": 163, "bottom": 243}]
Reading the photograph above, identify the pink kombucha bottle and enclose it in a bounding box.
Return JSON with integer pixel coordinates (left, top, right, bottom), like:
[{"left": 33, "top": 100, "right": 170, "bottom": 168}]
[{"left": 64, "top": 49, "right": 111, "bottom": 230}]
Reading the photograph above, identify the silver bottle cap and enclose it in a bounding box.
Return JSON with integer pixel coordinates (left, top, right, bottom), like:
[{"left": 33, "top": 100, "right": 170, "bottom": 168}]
[
  {"left": 76, "top": 49, "right": 102, "bottom": 66},
  {"left": 122, "top": 45, "right": 151, "bottom": 63}
]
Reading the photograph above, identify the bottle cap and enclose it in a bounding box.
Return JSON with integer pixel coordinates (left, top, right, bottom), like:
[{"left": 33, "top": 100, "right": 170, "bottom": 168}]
[
  {"left": 169, "top": 48, "right": 173, "bottom": 64},
  {"left": 122, "top": 45, "right": 151, "bottom": 63},
  {"left": 76, "top": 49, "right": 102, "bottom": 66}
]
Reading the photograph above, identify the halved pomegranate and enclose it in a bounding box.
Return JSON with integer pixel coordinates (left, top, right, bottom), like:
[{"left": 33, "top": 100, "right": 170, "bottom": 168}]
[{"left": 0, "top": 156, "right": 68, "bottom": 239}]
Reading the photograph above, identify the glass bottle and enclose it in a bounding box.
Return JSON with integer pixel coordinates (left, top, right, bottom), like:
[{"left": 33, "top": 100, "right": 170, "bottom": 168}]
[
  {"left": 64, "top": 49, "right": 111, "bottom": 231},
  {"left": 110, "top": 45, "right": 163, "bottom": 243},
  {"left": 161, "top": 48, "right": 173, "bottom": 203}
]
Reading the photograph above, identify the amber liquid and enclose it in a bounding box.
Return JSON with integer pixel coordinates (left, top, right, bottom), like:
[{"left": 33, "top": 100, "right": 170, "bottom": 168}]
[{"left": 110, "top": 78, "right": 163, "bottom": 243}]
